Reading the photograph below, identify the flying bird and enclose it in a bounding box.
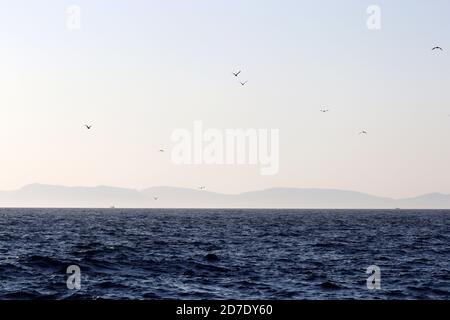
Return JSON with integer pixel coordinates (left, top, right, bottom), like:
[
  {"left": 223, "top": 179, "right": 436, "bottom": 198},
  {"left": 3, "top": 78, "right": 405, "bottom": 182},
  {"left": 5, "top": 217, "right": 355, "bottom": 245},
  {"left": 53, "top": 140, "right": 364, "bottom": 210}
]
[
  {"left": 198, "top": 186, "right": 206, "bottom": 190},
  {"left": 153, "top": 197, "right": 158, "bottom": 201},
  {"left": 432, "top": 46, "right": 443, "bottom": 51},
  {"left": 320, "top": 108, "right": 329, "bottom": 113},
  {"left": 84, "top": 125, "right": 92, "bottom": 130},
  {"left": 359, "top": 130, "right": 368, "bottom": 135},
  {"left": 240, "top": 81, "right": 248, "bottom": 86},
  {"left": 232, "top": 70, "right": 241, "bottom": 77},
  {"left": 159, "top": 149, "right": 165, "bottom": 153}
]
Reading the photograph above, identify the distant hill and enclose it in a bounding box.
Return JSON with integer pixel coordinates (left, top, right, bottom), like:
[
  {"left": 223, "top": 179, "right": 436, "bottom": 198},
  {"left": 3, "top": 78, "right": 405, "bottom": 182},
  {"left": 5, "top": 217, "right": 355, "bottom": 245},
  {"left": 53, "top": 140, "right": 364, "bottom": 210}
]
[{"left": 0, "top": 184, "right": 449, "bottom": 209}]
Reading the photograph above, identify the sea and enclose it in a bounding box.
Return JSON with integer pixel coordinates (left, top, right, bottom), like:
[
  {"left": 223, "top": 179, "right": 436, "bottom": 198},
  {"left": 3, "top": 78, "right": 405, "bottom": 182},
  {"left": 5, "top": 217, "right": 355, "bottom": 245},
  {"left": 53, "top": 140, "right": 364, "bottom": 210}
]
[{"left": 0, "top": 209, "right": 448, "bottom": 300}]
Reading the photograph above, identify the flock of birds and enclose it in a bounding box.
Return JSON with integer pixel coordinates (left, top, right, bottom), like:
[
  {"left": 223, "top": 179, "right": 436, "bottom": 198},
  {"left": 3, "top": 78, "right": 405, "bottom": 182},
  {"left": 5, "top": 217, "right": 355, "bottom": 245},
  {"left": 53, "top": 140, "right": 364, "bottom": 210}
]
[
  {"left": 84, "top": 46, "right": 444, "bottom": 203},
  {"left": 232, "top": 70, "right": 248, "bottom": 86}
]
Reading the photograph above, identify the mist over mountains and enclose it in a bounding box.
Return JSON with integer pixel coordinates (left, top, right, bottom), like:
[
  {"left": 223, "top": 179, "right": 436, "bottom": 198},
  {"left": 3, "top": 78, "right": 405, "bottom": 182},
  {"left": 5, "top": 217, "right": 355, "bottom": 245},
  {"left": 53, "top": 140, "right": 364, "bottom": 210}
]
[{"left": 0, "top": 184, "right": 449, "bottom": 209}]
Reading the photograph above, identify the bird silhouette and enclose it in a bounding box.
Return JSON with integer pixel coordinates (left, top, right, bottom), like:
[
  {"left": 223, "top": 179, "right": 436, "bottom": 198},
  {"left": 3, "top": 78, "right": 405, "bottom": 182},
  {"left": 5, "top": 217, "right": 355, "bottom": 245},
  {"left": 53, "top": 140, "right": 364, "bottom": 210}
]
[
  {"left": 320, "top": 108, "right": 329, "bottom": 113},
  {"left": 240, "top": 81, "right": 248, "bottom": 86},
  {"left": 359, "top": 131, "right": 368, "bottom": 135},
  {"left": 159, "top": 149, "right": 165, "bottom": 153},
  {"left": 432, "top": 46, "right": 443, "bottom": 51},
  {"left": 85, "top": 125, "right": 92, "bottom": 130},
  {"left": 153, "top": 197, "right": 158, "bottom": 201},
  {"left": 198, "top": 186, "right": 206, "bottom": 190},
  {"left": 232, "top": 70, "right": 241, "bottom": 77}
]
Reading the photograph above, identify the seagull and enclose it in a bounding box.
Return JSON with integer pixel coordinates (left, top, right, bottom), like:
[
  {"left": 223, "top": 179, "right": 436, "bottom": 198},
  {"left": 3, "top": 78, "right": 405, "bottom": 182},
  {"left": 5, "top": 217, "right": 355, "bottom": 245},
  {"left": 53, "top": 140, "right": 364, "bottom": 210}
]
[
  {"left": 432, "top": 46, "right": 443, "bottom": 51},
  {"left": 240, "top": 81, "right": 248, "bottom": 86},
  {"left": 159, "top": 149, "right": 165, "bottom": 153},
  {"left": 153, "top": 196, "right": 158, "bottom": 201},
  {"left": 198, "top": 186, "right": 206, "bottom": 190},
  {"left": 320, "top": 108, "right": 329, "bottom": 113},
  {"left": 359, "top": 130, "right": 368, "bottom": 135},
  {"left": 84, "top": 125, "right": 92, "bottom": 130},
  {"left": 232, "top": 70, "right": 241, "bottom": 77}
]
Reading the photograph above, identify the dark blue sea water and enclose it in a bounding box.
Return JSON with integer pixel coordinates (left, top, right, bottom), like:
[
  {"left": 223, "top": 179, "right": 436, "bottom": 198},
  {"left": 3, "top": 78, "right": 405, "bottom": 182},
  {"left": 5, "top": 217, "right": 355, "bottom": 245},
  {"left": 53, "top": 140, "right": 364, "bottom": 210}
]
[{"left": 0, "top": 209, "right": 448, "bottom": 300}]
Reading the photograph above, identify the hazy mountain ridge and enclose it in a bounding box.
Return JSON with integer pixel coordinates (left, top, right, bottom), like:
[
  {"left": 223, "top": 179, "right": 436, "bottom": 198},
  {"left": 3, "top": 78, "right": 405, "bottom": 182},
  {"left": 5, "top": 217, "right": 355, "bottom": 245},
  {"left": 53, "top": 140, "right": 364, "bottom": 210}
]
[{"left": 0, "top": 184, "right": 449, "bottom": 209}]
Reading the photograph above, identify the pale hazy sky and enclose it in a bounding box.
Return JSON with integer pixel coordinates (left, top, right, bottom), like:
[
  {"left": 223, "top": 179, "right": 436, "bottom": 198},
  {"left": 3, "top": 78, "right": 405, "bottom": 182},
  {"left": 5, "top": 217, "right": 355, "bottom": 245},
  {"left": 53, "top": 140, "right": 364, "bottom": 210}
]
[{"left": 1, "top": 0, "right": 449, "bottom": 198}]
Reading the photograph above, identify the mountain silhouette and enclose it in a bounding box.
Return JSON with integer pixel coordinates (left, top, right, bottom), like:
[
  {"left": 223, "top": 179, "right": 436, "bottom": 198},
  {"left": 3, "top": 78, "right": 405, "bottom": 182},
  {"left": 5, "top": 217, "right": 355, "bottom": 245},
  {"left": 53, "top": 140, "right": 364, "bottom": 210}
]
[{"left": 1, "top": 184, "right": 450, "bottom": 209}]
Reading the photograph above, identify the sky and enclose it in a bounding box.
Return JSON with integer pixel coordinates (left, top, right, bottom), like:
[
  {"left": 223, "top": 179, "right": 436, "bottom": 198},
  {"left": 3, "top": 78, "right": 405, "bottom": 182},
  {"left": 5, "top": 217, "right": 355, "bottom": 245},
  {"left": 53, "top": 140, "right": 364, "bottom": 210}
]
[{"left": 0, "top": 0, "right": 449, "bottom": 198}]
